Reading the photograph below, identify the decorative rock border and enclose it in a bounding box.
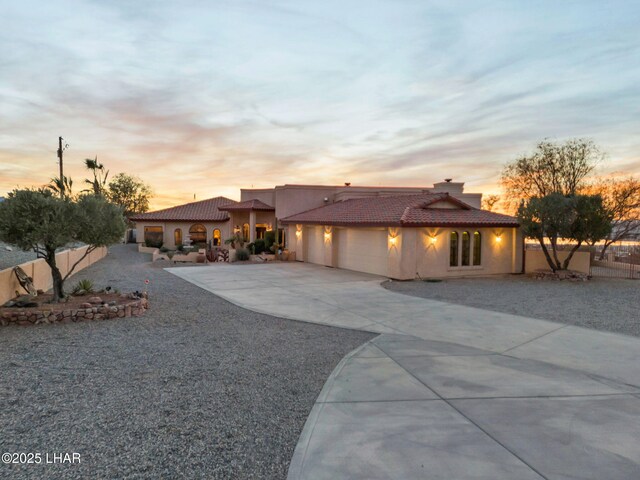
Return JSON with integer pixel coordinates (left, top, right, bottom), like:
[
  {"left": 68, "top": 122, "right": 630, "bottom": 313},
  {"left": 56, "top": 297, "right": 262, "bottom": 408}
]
[
  {"left": 533, "top": 269, "right": 590, "bottom": 281},
  {"left": 1, "top": 298, "right": 149, "bottom": 327}
]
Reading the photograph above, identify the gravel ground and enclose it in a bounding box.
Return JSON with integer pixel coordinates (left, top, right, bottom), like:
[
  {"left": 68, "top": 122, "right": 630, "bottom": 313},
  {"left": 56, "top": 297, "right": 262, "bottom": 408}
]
[
  {"left": 0, "top": 244, "right": 374, "bottom": 479},
  {"left": 383, "top": 275, "right": 640, "bottom": 337}
]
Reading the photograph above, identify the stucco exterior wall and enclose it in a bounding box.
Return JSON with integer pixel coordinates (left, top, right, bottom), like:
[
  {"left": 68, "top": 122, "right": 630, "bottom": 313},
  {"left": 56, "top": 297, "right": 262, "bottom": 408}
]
[
  {"left": 287, "top": 224, "right": 523, "bottom": 280},
  {"left": 525, "top": 250, "right": 590, "bottom": 274},
  {"left": 0, "top": 246, "right": 108, "bottom": 305},
  {"left": 414, "top": 227, "right": 520, "bottom": 279},
  {"left": 135, "top": 221, "right": 231, "bottom": 249},
  {"left": 274, "top": 186, "right": 339, "bottom": 220}
]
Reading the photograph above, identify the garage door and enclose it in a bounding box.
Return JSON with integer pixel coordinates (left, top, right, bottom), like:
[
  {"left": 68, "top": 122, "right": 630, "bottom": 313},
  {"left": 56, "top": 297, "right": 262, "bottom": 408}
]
[
  {"left": 305, "top": 225, "right": 325, "bottom": 265},
  {"left": 336, "top": 228, "right": 388, "bottom": 276}
]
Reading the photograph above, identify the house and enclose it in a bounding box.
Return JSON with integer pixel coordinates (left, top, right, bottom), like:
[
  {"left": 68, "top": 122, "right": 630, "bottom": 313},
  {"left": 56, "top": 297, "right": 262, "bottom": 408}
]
[{"left": 130, "top": 181, "right": 522, "bottom": 280}]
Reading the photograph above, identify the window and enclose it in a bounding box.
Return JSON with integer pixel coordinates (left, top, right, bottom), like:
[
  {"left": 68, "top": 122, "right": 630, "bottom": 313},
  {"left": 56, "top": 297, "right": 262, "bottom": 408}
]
[
  {"left": 242, "top": 223, "right": 249, "bottom": 242},
  {"left": 278, "top": 228, "right": 286, "bottom": 248},
  {"left": 449, "top": 232, "right": 458, "bottom": 266},
  {"left": 212, "top": 228, "right": 221, "bottom": 246},
  {"left": 189, "top": 224, "right": 207, "bottom": 244},
  {"left": 174, "top": 228, "right": 182, "bottom": 246},
  {"left": 144, "top": 226, "right": 163, "bottom": 247},
  {"left": 461, "top": 231, "right": 471, "bottom": 266},
  {"left": 473, "top": 231, "right": 482, "bottom": 265}
]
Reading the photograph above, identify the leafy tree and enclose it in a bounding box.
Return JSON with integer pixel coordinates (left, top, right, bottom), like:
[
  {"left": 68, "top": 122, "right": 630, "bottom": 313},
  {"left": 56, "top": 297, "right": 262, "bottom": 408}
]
[
  {"left": 481, "top": 194, "right": 500, "bottom": 212},
  {"left": 0, "top": 189, "right": 126, "bottom": 302},
  {"left": 83, "top": 156, "right": 109, "bottom": 195},
  {"left": 582, "top": 177, "right": 640, "bottom": 258},
  {"left": 107, "top": 173, "right": 152, "bottom": 223},
  {"left": 518, "top": 193, "right": 611, "bottom": 271},
  {"left": 502, "top": 139, "right": 602, "bottom": 211}
]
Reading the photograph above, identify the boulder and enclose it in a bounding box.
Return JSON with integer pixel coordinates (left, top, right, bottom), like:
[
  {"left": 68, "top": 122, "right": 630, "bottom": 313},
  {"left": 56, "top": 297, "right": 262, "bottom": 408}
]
[{"left": 87, "top": 296, "right": 103, "bottom": 304}]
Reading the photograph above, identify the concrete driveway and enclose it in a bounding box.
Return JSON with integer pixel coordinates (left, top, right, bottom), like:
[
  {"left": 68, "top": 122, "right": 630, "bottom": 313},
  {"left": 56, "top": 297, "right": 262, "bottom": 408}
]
[{"left": 167, "top": 263, "right": 640, "bottom": 480}]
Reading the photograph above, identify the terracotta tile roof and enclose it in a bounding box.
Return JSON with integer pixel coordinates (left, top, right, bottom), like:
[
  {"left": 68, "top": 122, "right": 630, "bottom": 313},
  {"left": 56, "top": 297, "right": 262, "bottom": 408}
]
[
  {"left": 129, "top": 196, "right": 236, "bottom": 222},
  {"left": 218, "top": 199, "right": 275, "bottom": 211},
  {"left": 281, "top": 193, "right": 519, "bottom": 228}
]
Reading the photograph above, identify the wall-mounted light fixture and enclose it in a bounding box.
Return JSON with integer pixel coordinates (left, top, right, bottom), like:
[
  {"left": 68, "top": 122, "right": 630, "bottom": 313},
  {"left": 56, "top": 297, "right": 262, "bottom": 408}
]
[
  {"left": 324, "top": 227, "right": 332, "bottom": 242},
  {"left": 495, "top": 233, "right": 502, "bottom": 243},
  {"left": 430, "top": 235, "right": 437, "bottom": 245},
  {"left": 296, "top": 225, "right": 302, "bottom": 239}
]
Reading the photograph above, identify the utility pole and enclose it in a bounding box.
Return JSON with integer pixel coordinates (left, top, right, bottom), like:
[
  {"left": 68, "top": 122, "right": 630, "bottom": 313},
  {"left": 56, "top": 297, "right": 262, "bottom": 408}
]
[{"left": 57, "top": 136, "right": 64, "bottom": 197}]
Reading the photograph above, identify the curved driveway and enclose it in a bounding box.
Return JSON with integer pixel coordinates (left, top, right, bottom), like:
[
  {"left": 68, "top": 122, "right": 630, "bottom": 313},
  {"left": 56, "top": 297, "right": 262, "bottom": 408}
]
[{"left": 167, "top": 263, "right": 640, "bottom": 480}]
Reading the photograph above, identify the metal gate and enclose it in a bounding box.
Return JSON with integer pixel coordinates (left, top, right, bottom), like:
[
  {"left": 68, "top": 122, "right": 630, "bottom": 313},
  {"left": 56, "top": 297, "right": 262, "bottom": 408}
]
[{"left": 590, "top": 244, "right": 640, "bottom": 279}]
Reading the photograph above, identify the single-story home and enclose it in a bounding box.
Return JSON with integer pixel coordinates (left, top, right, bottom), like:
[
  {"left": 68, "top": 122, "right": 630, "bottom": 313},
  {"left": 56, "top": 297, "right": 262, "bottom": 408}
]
[{"left": 130, "top": 181, "right": 522, "bottom": 280}]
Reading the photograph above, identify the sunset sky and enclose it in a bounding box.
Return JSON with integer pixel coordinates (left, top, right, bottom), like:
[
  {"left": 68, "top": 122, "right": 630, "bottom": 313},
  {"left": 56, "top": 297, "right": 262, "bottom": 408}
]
[{"left": 1, "top": 0, "right": 639, "bottom": 209}]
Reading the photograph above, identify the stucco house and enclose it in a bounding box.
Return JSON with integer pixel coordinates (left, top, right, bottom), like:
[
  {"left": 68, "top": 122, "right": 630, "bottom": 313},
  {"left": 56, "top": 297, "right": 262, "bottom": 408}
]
[{"left": 131, "top": 181, "right": 522, "bottom": 280}]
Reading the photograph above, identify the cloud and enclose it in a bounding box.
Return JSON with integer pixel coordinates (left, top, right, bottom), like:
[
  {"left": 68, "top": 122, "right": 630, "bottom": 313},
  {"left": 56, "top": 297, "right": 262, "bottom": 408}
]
[{"left": 1, "top": 0, "right": 639, "bottom": 208}]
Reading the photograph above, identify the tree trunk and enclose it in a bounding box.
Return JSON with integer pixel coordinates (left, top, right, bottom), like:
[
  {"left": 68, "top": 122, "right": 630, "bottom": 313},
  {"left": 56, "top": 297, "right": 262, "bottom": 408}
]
[
  {"left": 538, "top": 237, "right": 557, "bottom": 272},
  {"left": 549, "top": 236, "right": 562, "bottom": 270},
  {"left": 562, "top": 241, "right": 583, "bottom": 270},
  {"left": 45, "top": 251, "right": 65, "bottom": 302},
  {"left": 598, "top": 240, "right": 612, "bottom": 261}
]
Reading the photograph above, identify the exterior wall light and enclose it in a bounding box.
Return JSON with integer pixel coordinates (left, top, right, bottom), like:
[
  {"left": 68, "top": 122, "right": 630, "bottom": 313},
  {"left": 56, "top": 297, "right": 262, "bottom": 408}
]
[
  {"left": 430, "top": 235, "right": 437, "bottom": 245},
  {"left": 389, "top": 235, "right": 397, "bottom": 246},
  {"left": 324, "top": 227, "right": 332, "bottom": 242},
  {"left": 296, "top": 230, "right": 302, "bottom": 239},
  {"left": 495, "top": 234, "right": 502, "bottom": 243}
]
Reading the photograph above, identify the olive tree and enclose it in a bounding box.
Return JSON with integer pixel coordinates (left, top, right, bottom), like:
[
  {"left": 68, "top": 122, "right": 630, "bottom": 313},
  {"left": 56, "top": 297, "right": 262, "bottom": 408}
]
[
  {"left": 518, "top": 193, "right": 611, "bottom": 271},
  {"left": 0, "top": 189, "right": 126, "bottom": 302}
]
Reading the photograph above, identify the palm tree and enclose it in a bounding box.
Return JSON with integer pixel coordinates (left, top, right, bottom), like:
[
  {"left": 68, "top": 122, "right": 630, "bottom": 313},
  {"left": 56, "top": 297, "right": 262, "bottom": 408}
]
[
  {"left": 46, "top": 175, "right": 74, "bottom": 199},
  {"left": 83, "top": 157, "right": 109, "bottom": 195}
]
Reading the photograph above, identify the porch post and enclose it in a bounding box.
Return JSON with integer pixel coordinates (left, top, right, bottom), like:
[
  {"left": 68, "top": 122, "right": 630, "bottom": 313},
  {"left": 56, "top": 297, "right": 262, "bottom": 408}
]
[{"left": 249, "top": 211, "right": 256, "bottom": 243}]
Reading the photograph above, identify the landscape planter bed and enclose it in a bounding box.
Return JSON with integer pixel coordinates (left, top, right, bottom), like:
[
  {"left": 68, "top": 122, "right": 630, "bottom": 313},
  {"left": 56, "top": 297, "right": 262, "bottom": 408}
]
[{"left": 0, "top": 294, "right": 149, "bottom": 327}]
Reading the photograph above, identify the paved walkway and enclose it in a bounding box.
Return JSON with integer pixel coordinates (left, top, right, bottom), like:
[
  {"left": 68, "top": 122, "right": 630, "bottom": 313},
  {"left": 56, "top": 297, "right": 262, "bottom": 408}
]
[{"left": 167, "top": 263, "right": 640, "bottom": 480}]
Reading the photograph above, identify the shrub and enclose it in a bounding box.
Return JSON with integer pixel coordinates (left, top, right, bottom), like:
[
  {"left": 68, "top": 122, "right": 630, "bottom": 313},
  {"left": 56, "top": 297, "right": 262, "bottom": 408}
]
[
  {"left": 264, "top": 231, "right": 275, "bottom": 250},
  {"left": 253, "top": 238, "right": 266, "bottom": 254},
  {"left": 176, "top": 244, "right": 184, "bottom": 251},
  {"left": 145, "top": 239, "right": 162, "bottom": 248},
  {"left": 72, "top": 279, "right": 94, "bottom": 295},
  {"left": 235, "top": 248, "right": 250, "bottom": 261}
]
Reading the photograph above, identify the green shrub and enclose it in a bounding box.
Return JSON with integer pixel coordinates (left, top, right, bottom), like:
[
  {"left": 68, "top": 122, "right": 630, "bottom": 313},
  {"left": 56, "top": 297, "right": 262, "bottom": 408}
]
[
  {"left": 264, "top": 231, "right": 275, "bottom": 250},
  {"left": 253, "top": 238, "right": 266, "bottom": 254},
  {"left": 72, "top": 279, "right": 94, "bottom": 295},
  {"left": 177, "top": 244, "right": 184, "bottom": 251},
  {"left": 235, "top": 248, "right": 250, "bottom": 261},
  {"left": 145, "top": 239, "right": 163, "bottom": 248},
  {"left": 159, "top": 246, "right": 169, "bottom": 253}
]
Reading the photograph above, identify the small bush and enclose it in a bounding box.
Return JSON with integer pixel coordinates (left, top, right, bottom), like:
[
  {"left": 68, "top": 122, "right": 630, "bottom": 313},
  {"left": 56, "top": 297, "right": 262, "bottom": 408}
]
[
  {"left": 159, "top": 246, "right": 169, "bottom": 253},
  {"left": 72, "top": 279, "right": 94, "bottom": 295},
  {"left": 253, "top": 238, "right": 267, "bottom": 254},
  {"left": 145, "top": 239, "right": 163, "bottom": 248},
  {"left": 264, "top": 231, "right": 275, "bottom": 250},
  {"left": 235, "top": 248, "right": 250, "bottom": 261},
  {"left": 177, "top": 244, "right": 184, "bottom": 251}
]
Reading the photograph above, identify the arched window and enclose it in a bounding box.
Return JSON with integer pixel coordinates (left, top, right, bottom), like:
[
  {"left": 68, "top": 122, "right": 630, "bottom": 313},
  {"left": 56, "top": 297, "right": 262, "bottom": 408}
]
[
  {"left": 449, "top": 232, "right": 459, "bottom": 267},
  {"left": 473, "top": 231, "right": 482, "bottom": 265},
  {"left": 174, "top": 228, "right": 182, "bottom": 247},
  {"left": 189, "top": 224, "right": 207, "bottom": 244},
  {"left": 461, "top": 231, "right": 471, "bottom": 266},
  {"left": 242, "top": 223, "right": 250, "bottom": 242},
  {"left": 212, "top": 228, "right": 221, "bottom": 246}
]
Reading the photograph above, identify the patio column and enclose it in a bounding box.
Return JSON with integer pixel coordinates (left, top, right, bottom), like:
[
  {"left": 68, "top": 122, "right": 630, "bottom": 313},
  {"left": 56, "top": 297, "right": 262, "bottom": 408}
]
[{"left": 249, "top": 210, "right": 256, "bottom": 243}]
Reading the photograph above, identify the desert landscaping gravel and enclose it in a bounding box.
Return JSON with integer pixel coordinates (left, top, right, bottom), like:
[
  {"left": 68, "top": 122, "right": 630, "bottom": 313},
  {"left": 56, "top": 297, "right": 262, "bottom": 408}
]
[
  {"left": 0, "top": 242, "right": 37, "bottom": 271},
  {"left": 0, "top": 244, "right": 374, "bottom": 479},
  {"left": 384, "top": 275, "right": 640, "bottom": 337}
]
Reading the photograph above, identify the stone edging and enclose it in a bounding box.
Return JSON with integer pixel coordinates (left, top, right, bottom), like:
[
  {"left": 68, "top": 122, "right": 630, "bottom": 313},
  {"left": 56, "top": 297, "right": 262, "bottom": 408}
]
[{"left": 1, "top": 298, "right": 149, "bottom": 327}]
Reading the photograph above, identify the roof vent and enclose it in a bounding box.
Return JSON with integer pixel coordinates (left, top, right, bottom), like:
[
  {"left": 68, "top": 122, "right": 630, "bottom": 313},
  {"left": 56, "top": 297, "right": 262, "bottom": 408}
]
[{"left": 444, "top": 178, "right": 452, "bottom": 183}]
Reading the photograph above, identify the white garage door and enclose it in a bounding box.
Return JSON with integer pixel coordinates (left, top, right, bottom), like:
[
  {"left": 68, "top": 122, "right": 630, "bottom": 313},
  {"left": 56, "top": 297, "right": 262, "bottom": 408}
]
[
  {"left": 336, "top": 228, "right": 388, "bottom": 276},
  {"left": 305, "top": 225, "right": 325, "bottom": 265}
]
